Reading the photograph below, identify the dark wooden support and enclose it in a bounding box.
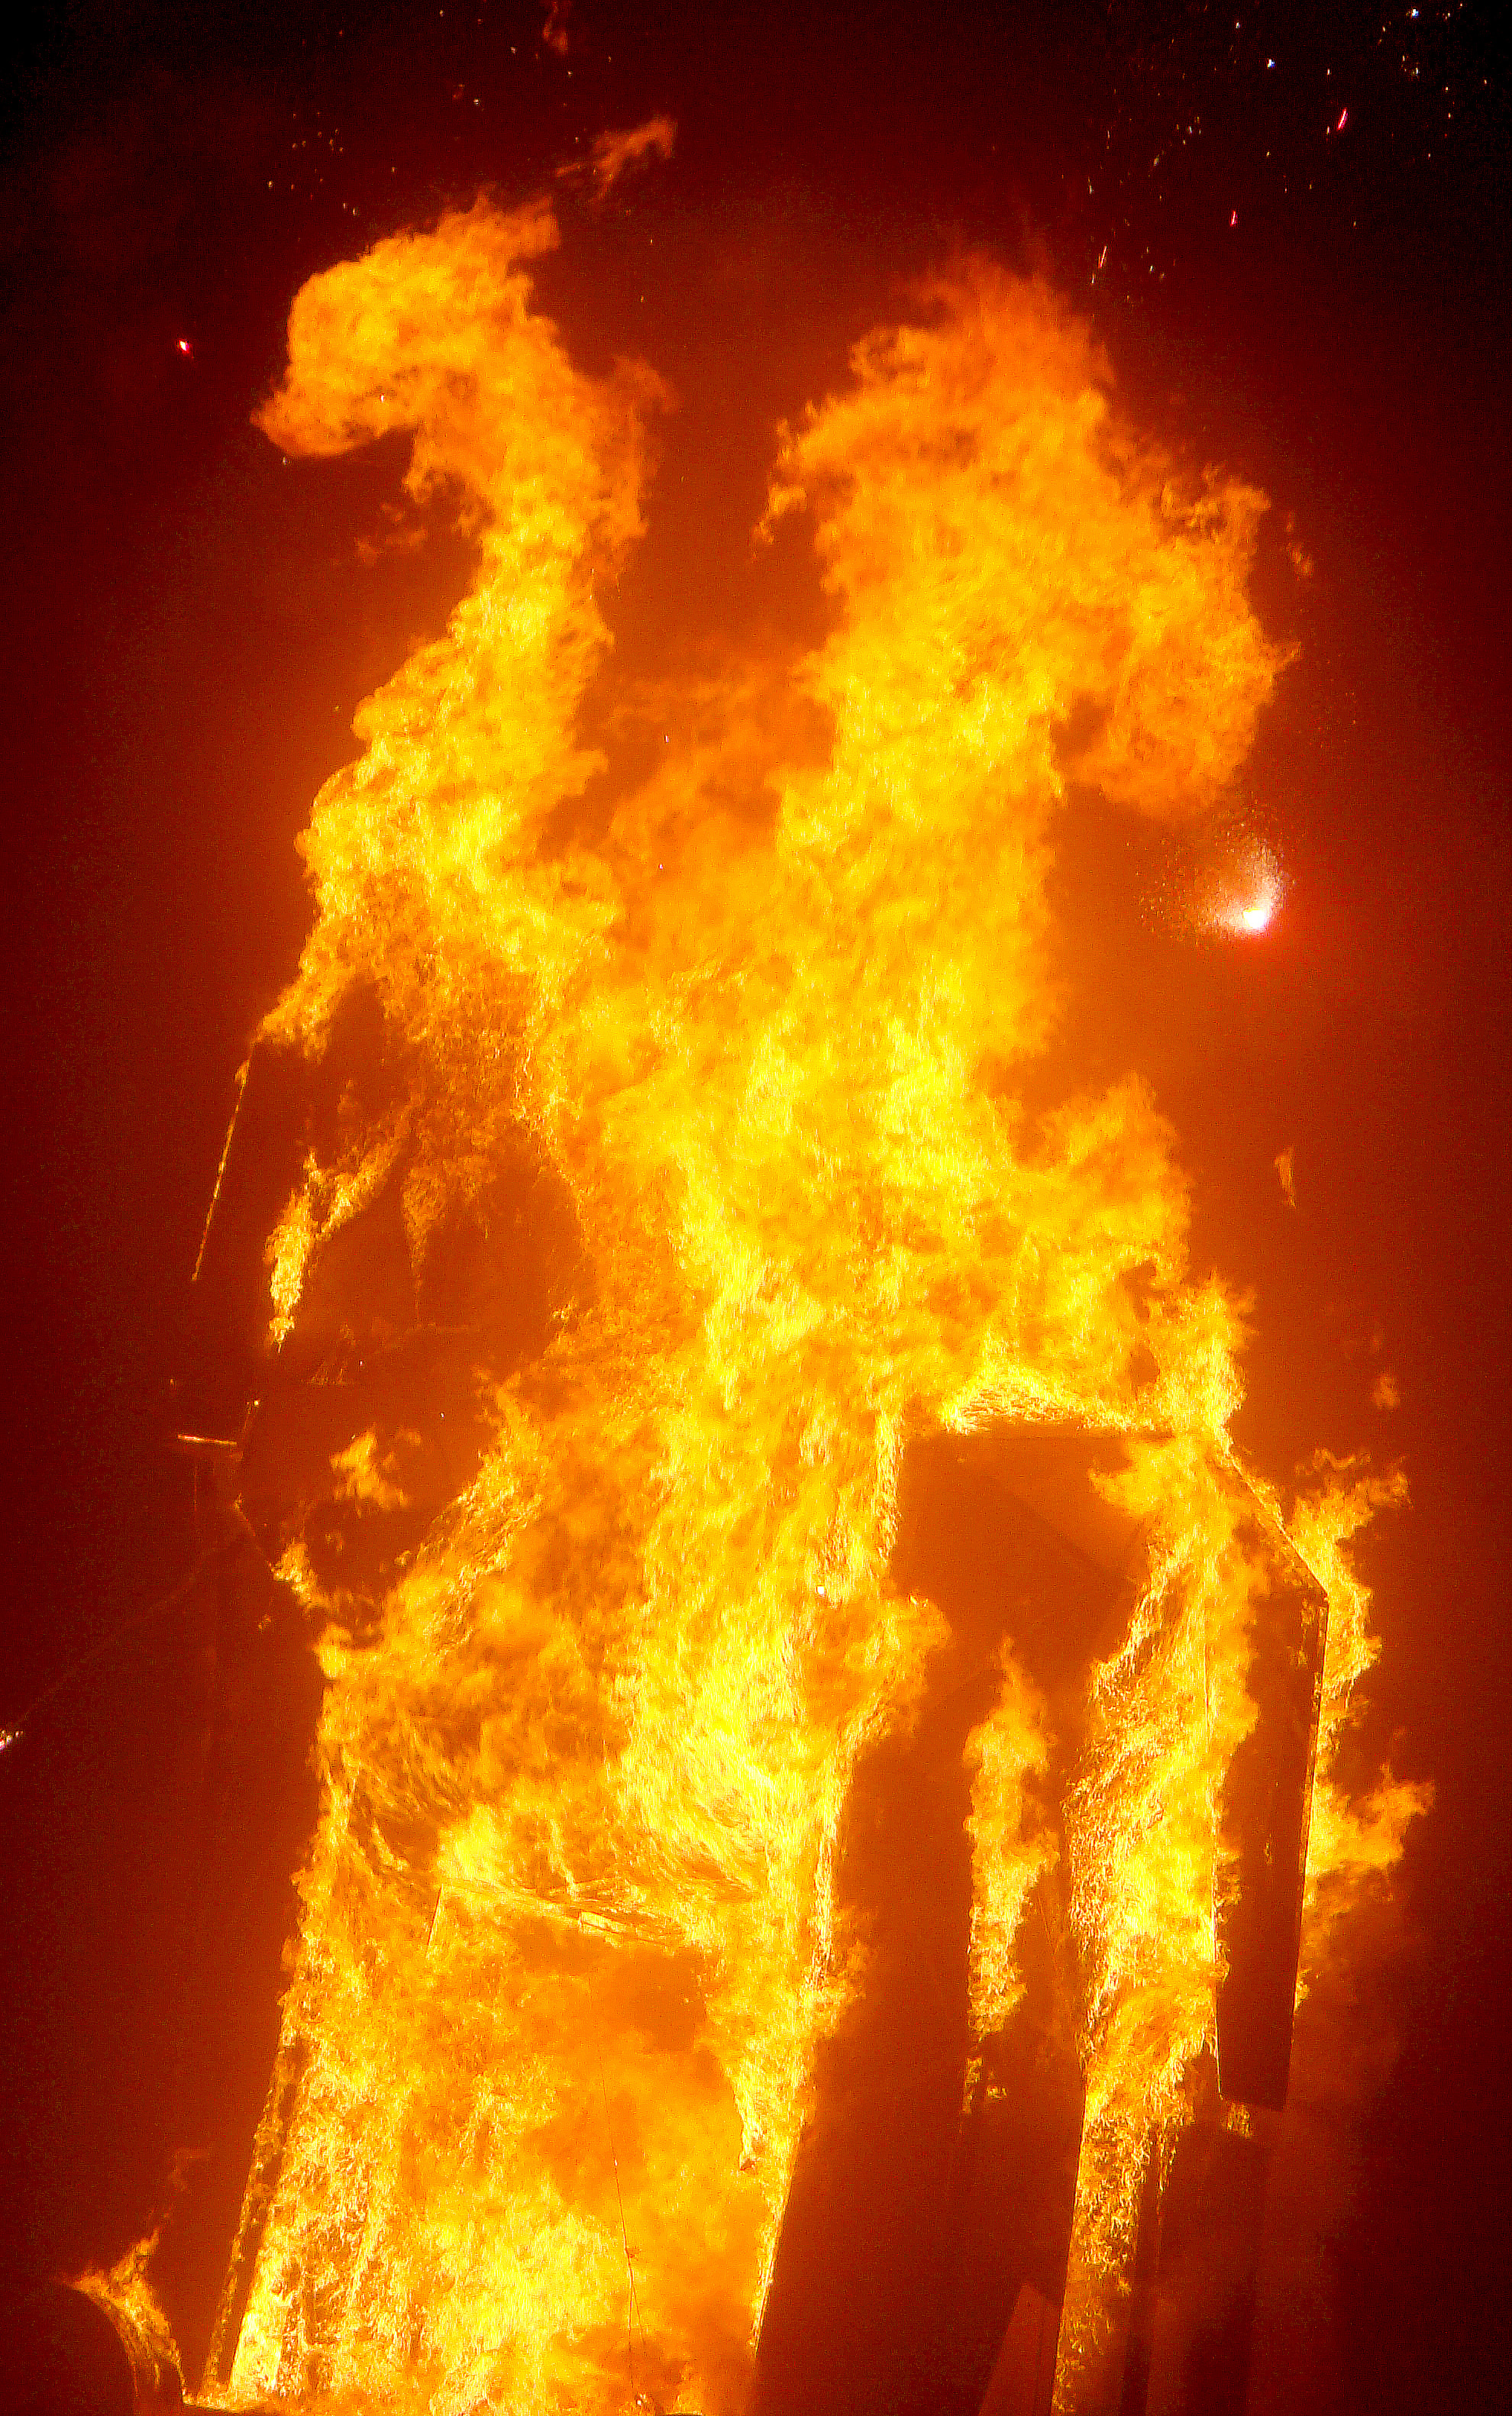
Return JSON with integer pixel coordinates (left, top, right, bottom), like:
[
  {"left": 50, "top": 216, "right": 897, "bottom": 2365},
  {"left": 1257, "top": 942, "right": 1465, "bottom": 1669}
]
[{"left": 1213, "top": 1487, "right": 1329, "bottom": 2112}]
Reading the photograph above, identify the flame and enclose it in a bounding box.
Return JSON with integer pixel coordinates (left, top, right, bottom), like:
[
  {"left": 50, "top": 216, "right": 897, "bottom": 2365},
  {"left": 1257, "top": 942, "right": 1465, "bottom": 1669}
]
[
  {"left": 1291, "top": 1456, "right": 1428, "bottom": 1947},
  {"left": 173, "top": 199, "right": 1417, "bottom": 2414}
]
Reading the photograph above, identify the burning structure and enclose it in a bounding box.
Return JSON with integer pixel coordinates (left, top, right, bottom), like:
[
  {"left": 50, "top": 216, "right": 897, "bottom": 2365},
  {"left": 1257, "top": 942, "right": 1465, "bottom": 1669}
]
[{"left": 40, "top": 186, "right": 1418, "bottom": 2416}]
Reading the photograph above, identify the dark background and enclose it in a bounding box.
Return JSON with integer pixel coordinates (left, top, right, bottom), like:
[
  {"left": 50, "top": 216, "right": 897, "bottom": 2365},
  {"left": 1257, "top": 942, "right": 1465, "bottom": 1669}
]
[{"left": 2, "top": 4, "right": 1507, "bottom": 2408}]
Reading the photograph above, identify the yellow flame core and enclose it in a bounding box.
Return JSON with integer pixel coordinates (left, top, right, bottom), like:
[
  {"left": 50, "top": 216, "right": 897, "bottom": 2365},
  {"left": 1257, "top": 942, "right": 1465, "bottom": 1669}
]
[{"left": 204, "top": 202, "right": 1417, "bottom": 2414}]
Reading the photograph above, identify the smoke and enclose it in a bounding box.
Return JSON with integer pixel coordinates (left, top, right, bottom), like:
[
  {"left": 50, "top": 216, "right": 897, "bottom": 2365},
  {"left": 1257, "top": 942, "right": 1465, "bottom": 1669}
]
[{"left": 557, "top": 115, "right": 678, "bottom": 202}]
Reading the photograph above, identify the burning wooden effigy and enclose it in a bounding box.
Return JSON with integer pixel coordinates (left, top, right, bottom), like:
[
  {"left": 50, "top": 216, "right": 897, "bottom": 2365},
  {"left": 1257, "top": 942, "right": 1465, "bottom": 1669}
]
[{"left": 17, "top": 176, "right": 1407, "bottom": 2416}]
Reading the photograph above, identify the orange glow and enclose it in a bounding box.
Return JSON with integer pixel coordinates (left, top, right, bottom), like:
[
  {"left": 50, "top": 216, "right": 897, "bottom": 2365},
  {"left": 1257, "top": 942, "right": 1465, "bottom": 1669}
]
[{"left": 110, "top": 195, "right": 1420, "bottom": 2414}]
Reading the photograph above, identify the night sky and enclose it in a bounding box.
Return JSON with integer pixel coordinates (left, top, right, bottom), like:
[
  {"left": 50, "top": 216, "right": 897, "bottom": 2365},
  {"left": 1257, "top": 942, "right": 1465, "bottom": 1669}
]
[{"left": 2, "top": 5, "right": 1508, "bottom": 2410}]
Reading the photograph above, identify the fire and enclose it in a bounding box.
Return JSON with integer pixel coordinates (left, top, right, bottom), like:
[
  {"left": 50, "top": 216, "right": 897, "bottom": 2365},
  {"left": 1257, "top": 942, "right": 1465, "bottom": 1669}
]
[{"left": 147, "top": 193, "right": 1419, "bottom": 2414}]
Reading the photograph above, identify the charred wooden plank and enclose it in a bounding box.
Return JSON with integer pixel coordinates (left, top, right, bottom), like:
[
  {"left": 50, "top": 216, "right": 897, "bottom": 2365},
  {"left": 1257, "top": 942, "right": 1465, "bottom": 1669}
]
[{"left": 1213, "top": 1481, "right": 1329, "bottom": 2112}]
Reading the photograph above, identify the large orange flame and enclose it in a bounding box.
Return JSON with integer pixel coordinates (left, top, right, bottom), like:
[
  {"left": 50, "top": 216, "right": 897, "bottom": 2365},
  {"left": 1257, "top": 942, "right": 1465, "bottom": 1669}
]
[{"left": 161, "top": 195, "right": 1421, "bottom": 2414}]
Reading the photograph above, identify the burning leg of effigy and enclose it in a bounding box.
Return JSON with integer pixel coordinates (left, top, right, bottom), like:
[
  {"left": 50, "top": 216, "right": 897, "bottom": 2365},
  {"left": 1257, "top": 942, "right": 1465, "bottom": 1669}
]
[{"left": 943, "top": 1433, "right": 1326, "bottom": 2416}]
